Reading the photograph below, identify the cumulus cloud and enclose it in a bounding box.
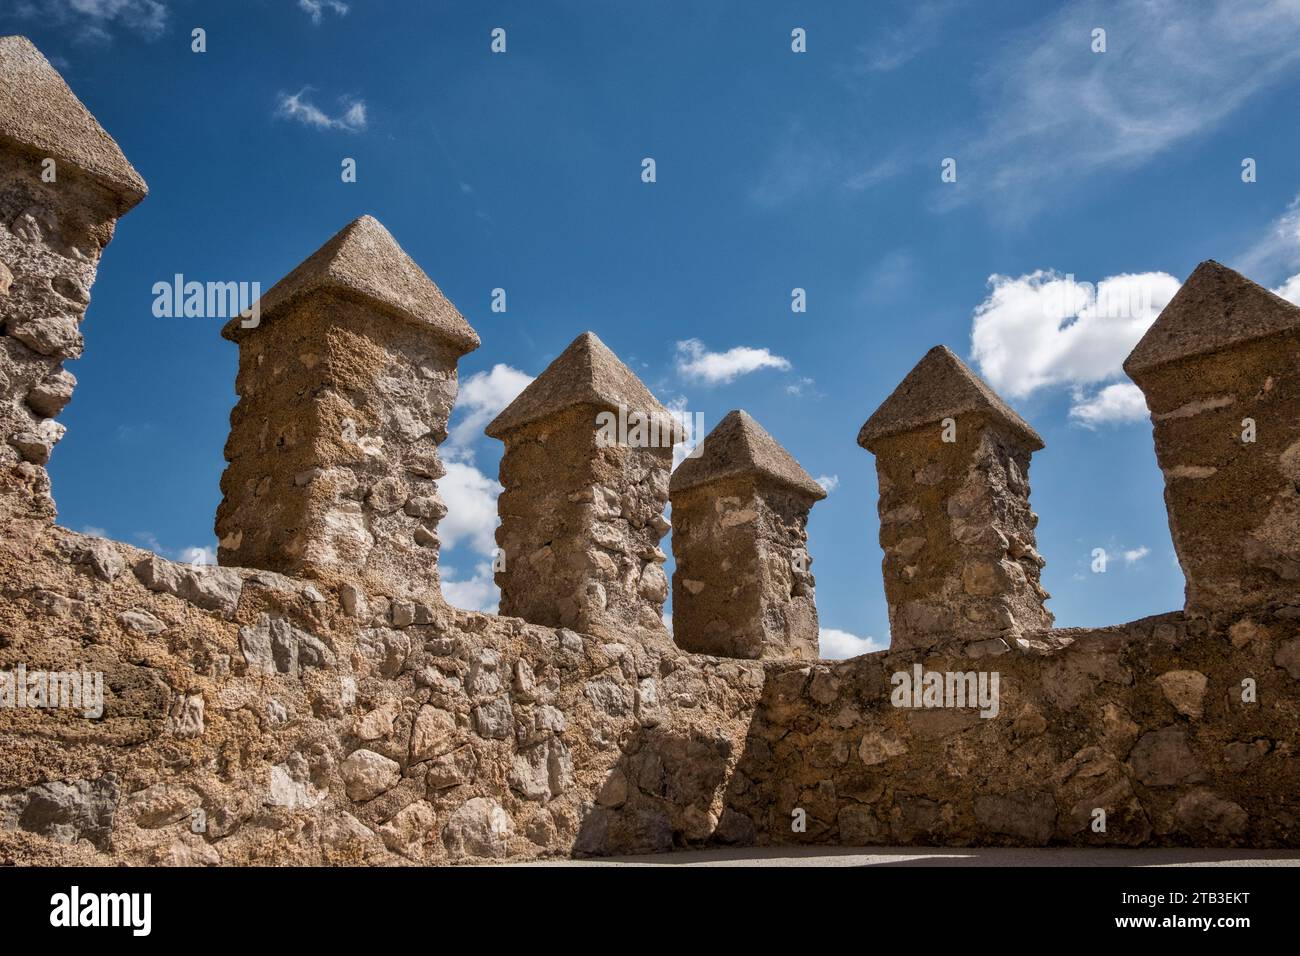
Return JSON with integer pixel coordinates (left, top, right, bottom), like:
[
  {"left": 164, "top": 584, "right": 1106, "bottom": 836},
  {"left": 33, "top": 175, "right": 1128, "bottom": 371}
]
[
  {"left": 675, "top": 339, "right": 791, "bottom": 385},
  {"left": 970, "top": 269, "right": 1179, "bottom": 423},
  {"left": 1274, "top": 273, "right": 1300, "bottom": 305},
  {"left": 441, "top": 561, "right": 498, "bottom": 613},
  {"left": 972, "top": 270, "right": 1179, "bottom": 398},
  {"left": 298, "top": 0, "right": 348, "bottom": 24},
  {"left": 275, "top": 89, "right": 367, "bottom": 132},
  {"left": 436, "top": 461, "right": 502, "bottom": 557},
  {"left": 820, "top": 628, "right": 887, "bottom": 660},
  {"left": 444, "top": 364, "right": 533, "bottom": 463},
  {"left": 179, "top": 545, "right": 216, "bottom": 566},
  {"left": 1068, "top": 382, "right": 1149, "bottom": 428}
]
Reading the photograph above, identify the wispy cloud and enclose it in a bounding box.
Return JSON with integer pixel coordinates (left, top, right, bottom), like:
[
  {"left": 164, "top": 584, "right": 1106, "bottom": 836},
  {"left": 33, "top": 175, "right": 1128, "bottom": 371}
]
[
  {"left": 274, "top": 88, "right": 367, "bottom": 132},
  {"left": 815, "top": 474, "right": 839, "bottom": 494},
  {"left": 940, "top": 0, "right": 1300, "bottom": 216},
  {"left": 298, "top": 0, "right": 348, "bottom": 25},
  {"left": 854, "top": 0, "right": 958, "bottom": 73},
  {"left": 1239, "top": 193, "right": 1300, "bottom": 284},
  {"left": 14, "top": 0, "right": 168, "bottom": 43},
  {"left": 675, "top": 339, "right": 791, "bottom": 385}
]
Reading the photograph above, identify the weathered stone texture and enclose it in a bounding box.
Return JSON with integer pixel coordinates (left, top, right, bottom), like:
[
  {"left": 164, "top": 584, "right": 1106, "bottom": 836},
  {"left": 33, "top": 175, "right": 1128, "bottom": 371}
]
[
  {"left": 488, "top": 333, "right": 675, "bottom": 640},
  {"left": 1125, "top": 260, "right": 1300, "bottom": 628},
  {"left": 859, "top": 348, "right": 1052, "bottom": 651},
  {"left": 0, "top": 42, "right": 1298, "bottom": 866},
  {"left": 217, "top": 217, "right": 476, "bottom": 601},
  {"left": 721, "top": 612, "right": 1299, "bottom": 850},
  {"left": 0, "top": 36, "right": 146, "bottom": 522},
  {"left": 670, "top": 410, "right": 825, "bottom": 660}
]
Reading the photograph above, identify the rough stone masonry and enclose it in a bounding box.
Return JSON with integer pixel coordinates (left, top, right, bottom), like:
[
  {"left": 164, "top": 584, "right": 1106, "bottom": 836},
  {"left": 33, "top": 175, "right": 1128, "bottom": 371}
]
[{"left": 0, "top": 36, "right": 1296, "bottom": 865}]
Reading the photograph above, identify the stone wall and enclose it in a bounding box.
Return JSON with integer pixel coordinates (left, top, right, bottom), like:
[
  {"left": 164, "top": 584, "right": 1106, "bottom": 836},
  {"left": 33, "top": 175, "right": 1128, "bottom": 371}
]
[
  {"left": 0, "top": 34, "right": 1296, "bottom": 865},
  {"left": 723, "top": 613, "right": 1299, "bottom": 848}
]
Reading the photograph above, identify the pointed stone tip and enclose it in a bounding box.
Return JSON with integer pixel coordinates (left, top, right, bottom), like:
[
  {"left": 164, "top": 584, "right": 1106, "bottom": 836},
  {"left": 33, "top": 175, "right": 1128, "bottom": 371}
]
[
  {"left": 858, "top": 345, "right": 1043, "bottom": 452},
  {"left": 223, "top": 214, "right": 480, "bottom": 353},
  {"left": 1123, "top": 259, "right": 1300, "bottom": 378},
  {"left": 486, "top": 331, "right": 675, "bottom": 439},
  {"left": 0, "top": 35, "right": 148, "bottom": 211},
  {"left": 671, "top": 409, "right": 827, "bottom": 500}
]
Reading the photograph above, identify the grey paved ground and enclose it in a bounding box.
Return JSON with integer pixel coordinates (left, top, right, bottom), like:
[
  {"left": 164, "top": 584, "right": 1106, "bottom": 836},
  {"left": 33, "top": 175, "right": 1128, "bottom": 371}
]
[{"left": 525, "top": 846, "right": 1300, "bottom": 867}]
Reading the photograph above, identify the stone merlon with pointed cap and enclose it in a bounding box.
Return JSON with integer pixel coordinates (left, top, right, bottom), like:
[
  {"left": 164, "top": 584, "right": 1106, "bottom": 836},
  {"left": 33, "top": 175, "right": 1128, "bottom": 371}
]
[
  {"left": 0, "top": 36, "right": 147, "bottom": 212},
  {"left": 221, "top": 215, "right": 478, "bottom": 353},
  {"left": 487, "top": 331, "right": 677, "bottom": 638},
  {"left": 216, "top": 215, "right": 477, "bottom": 601},
  {"left": 1124, "top": 260, "right": 1300, "bottom": 626},
  {"left": 1, "top": 36, "right": 148, "bottom": 520},
  {"left": 487, "top": 331, "right": 679, "bottom": 440},
  {"left": 858, "top": 345, "right": 1042, "bottom": 453},
  {"left": 860, "top": 345, "right": 1052, "bottom": 652},
  {"left": 670, "top": 410, "right": 825, "bottom": 660}
]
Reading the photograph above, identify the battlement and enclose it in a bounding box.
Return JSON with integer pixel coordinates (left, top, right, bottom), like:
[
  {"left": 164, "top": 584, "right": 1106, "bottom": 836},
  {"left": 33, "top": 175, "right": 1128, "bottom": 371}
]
[{"left": 0, "top": 37, "right": 1296, "bottom": 865}]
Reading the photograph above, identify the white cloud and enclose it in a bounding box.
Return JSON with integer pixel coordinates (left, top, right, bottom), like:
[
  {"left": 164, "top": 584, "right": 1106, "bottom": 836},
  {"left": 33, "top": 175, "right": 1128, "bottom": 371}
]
[
  {"left": 972, "top": 270, "right": 1180, "bottom": 398},
  {"left": 970, "top": 269, "right": 1179, "bottom": 423},
  {"left": 436, "top": 461, "right": 501, "bottom": 557},
  {"left": 662, "top": 613, "right": 672, "bottom": 633},
  {"left": 444, "top": 364, "right": 533, "bottom": 463},
  {"left": 820, "top": 628, "right": 887, "bottom": 660},
  {"left": 945, "top": 0, "right": 1300, "bottom": 215},
  {"left": 275, "top": 89, "right": 367, "bottom": 132},
  {"left": 441, "top": 561, "right": 498, "bottom": 613},
  {"left": 1123, "top": 546, "right": 1150, "bottom": 565},
  {"left": 785, "top": 376, "right": 823, "bottom": 399},
  {"left": 298, "top": 0, "right": 348, "bottom": 24},
  {"left": 1274, "top": 272, "right": 1300, "bottom": 305},
  {"left": 80, "top": 525, "right": 108, "bottom": 538},
  {"left": 675, "top": 339, "right": 791, "bottom": 386},
  {"left": 815, "top": 474, "right": 839, "bottom": 493},
  {"left": 179, "top": 545, "right": 216, "bottom": 566},
  {"left": 1068, "top": 382, "right": 1148, "bottom": 428}
]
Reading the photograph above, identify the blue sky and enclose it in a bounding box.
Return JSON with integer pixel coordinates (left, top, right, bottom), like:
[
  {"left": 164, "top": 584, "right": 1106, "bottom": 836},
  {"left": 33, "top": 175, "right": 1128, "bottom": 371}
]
[{"left": 9, "top": 0, "right": 1300, "bottom": 657}]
